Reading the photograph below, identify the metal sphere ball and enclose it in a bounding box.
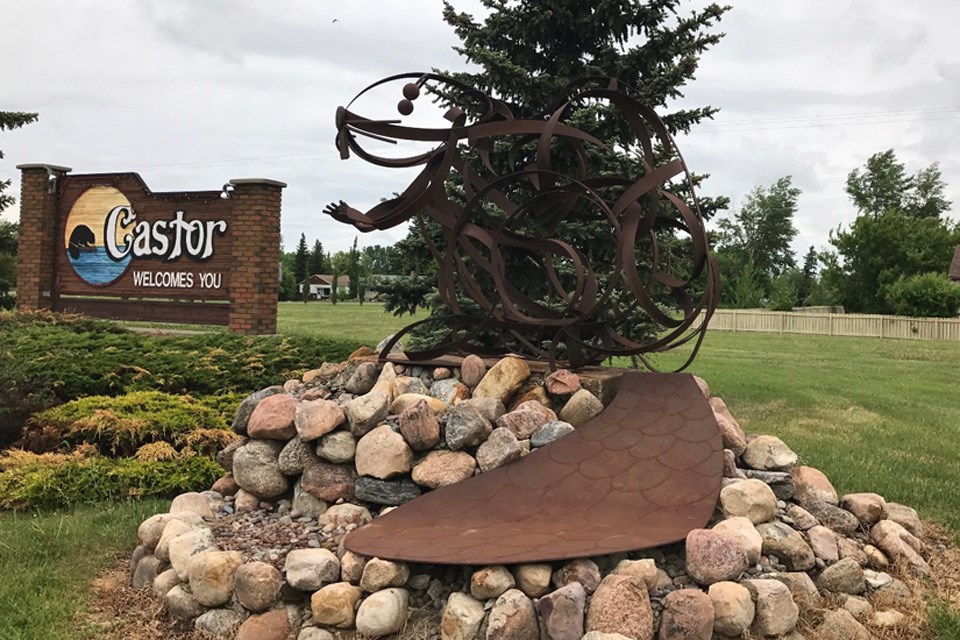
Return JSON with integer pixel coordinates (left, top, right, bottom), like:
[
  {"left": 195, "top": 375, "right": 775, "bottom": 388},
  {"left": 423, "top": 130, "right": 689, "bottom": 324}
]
[{"left": 402, "top": 83, "right": 420, "bottom": 100}]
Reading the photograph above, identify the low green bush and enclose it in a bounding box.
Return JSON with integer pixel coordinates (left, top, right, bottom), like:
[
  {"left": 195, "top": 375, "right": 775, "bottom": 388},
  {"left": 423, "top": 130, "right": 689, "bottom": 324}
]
[
  {"left": 885, "top": 272, "right": 960, "bottom": 318},
  {"left": 0, "top": 451, "right": 222, "bottom": 510},
  {"left": 0, "top": 310, "right": 362, "bottom": 446},
  {"left": 22, "top": 391, "right": 231, "bottom": 456}
]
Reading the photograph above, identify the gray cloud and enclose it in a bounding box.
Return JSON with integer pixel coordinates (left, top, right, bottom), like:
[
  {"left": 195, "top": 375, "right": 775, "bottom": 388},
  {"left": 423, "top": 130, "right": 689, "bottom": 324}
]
[{"left": 2, "top": 0, "right": 958, "bottom": 261}]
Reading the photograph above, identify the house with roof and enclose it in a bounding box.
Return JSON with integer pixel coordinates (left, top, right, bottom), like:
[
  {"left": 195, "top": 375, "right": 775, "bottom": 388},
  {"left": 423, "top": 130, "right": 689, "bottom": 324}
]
[
  {"left": 299, "top": 274, "right": 350, "bottom": 299},
  {"left": 950, "top": 245, "right": 960, "bottom": 282}
]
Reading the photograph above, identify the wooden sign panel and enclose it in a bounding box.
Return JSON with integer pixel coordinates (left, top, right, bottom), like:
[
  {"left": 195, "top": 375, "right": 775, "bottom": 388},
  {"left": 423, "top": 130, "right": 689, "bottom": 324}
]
[{"left": 56, "top": 173, "right": 233, "bottom": 301}]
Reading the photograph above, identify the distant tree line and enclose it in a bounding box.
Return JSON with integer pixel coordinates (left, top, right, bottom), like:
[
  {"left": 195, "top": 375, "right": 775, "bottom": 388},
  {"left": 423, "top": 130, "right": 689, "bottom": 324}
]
[
  {"left": 712, "top": 150, "right": 960, "bottom": 317},
  {"left": 0, "top": 111, "right": 39, "bottom": 309},
  {"left": 278, "top": 233, "right": 407, "bottom": 303}
]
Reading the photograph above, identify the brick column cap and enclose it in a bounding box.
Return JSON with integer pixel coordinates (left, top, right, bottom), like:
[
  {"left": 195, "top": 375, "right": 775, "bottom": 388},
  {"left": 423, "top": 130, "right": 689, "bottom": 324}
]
[
  {"left": 17, "top": 163, "right": 72, "bottom": 173},
  {"left": 229, "top": 178, "right": 287, "bottom": 188}
]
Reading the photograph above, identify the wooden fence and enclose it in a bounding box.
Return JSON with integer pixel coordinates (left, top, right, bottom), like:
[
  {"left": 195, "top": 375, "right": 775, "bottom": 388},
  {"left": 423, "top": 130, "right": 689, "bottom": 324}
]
[{"left": 704, "top": 309, "right": 960, "bottom": 341}]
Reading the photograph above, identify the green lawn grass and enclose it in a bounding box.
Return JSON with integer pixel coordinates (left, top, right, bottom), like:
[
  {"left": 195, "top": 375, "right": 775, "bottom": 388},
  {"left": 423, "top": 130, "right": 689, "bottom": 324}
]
[
  {"left": 0, "top": 500, "right": 167, "bottom": 640},
  {"left": 2, "top": 321, "right": 959, "bottom": 638},
  {"left": 122, "top": 301, "right": 425, "bottom": 347},
  {"left": 647, "top": 332, "right": 960, "bottom": 533},
  {"left": 276, "top": 301, "right": 426, "bottom": 345}
]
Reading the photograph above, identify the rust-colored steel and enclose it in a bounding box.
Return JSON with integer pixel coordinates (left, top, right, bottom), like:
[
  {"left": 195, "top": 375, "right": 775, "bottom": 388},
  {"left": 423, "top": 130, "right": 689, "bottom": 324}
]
[
  {"left": 326, "top": 73, "right": 719, "bottom": 370},
  {"left": 344, "top": 372, "right": 723, "bottom": 564}
]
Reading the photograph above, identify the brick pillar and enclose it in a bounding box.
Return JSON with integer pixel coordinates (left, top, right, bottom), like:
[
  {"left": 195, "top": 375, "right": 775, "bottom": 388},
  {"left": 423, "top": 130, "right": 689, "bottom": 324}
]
[
  {"left": 227, "top": 178, "right": 285, "bottom": 334},
  {"left": 15, "top": 164, "right": 72, "bottom": 311}
]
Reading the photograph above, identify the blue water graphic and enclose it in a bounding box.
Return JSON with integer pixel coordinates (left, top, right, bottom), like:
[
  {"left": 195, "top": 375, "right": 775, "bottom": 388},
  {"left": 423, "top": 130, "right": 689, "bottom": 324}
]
[{"left": 66, "top": 246, "right": 131, "bottom": 285}]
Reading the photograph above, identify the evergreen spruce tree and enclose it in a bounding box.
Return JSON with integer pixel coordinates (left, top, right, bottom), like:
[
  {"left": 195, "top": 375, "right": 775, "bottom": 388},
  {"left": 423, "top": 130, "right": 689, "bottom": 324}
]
[
  {"left": 309, "top": 240, "right": 327, "bottom": 276},
  {"left": 294, "top": 233, "right": 310, "bottom": 302},
  {"left": 374, "top": 1, "right": 730, "bottom": 361}
]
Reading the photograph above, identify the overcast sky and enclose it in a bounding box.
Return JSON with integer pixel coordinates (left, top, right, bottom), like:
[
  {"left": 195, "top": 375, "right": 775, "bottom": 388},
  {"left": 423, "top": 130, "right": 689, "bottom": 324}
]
[{"left": 3, "top": 0, "right": 959, "bottom": 259}]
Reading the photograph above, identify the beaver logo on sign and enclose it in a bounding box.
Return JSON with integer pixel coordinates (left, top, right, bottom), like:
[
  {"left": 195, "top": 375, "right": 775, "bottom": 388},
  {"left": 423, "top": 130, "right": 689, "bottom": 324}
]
[
  {"left": 64, "top": 186, "right": 134, "bottom": 286},
  {"left": 63, "top": 185, "right": 228, "bottom": 287}
]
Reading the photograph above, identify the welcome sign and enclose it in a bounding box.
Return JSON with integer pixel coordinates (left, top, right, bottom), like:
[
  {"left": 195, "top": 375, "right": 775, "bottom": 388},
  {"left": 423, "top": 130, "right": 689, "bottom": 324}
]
[
  {"left": 57, "top": 173, "right": 233, "bottom": 302},
  {"left": 18, "top": 164, "right": 283, "bottom": 332}
]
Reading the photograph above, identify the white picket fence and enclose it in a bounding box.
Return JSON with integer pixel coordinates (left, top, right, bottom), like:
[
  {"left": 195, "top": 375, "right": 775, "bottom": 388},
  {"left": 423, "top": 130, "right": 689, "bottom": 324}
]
[{"left": 704, "top": 309, "right": 960, "bottom": 341}]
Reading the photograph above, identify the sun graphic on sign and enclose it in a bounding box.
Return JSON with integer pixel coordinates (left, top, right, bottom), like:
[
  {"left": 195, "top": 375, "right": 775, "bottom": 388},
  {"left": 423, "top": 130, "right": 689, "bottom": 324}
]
[{"left": 63, "top": 186, "right": 134, "bottom": 286}]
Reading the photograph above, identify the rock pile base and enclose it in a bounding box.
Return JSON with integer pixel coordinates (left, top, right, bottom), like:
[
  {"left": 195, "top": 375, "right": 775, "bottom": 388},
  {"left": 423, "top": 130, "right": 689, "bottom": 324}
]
[{"left": 131, "top": 350, "right": 938, "bottom": 640}]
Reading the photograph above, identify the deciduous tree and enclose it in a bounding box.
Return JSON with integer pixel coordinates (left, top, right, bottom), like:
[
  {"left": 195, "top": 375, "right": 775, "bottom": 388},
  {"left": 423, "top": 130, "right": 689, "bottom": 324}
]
[{"left": 826, "top": 150, "right": 959, "bottom": 313}]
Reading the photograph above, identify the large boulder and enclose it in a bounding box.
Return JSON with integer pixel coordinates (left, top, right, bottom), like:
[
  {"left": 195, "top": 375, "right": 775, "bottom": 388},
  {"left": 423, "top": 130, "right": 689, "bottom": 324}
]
[
  {"left": 246, "top": 393, "right": 297, "bottom": 440},
  {"left": 232, "top": 440, "right": 289, "bottom": 499},
  {"left": 187, "top": 550, "right": 243, "bottom": 607},
  {"left": 355, "top": 588, "right": 409, "bottom": 637},
  {"left": 585, "top": 575, "right": 654, "bottom": 640},
  {"left": 487, "top": 589, "right": 538, "bottom": 640},
  {"left": 685, "top": 529, "right": 750, "bottom": 586},
  {"left": 472, "top": 357, "right": 531, "bottom": 405},
  {"left": 355, "top": 424, "right": 413, "bottom": 479}
]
